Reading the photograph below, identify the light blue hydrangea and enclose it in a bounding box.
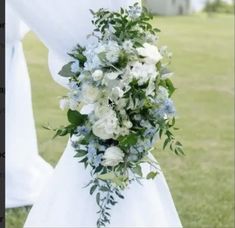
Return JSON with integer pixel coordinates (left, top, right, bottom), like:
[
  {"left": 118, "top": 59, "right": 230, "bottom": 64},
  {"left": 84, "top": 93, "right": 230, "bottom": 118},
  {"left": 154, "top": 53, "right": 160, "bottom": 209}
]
[
  {"left": 76, "top": 126, "right": 90, "bottom": 136},
  {"left": 144, "top": 127, "right": 156, "bottom": 138},
  {"left": 71, "top": 60, "right": 80, "bottom": 73},
  {"left": 87, "top": 144, "right": 97, "bottom": 161},
  {"left": 154, "top": 98, "right": 176, "bottom": 119},
  {"left": 162, "top": 99, "right": 176, "bottom": 116},
  {"left": 93, "top": 154, "right": 102, "bottom": 167},
  {"left": 68, "top": 81, "right": 79, "bottom": 90}
]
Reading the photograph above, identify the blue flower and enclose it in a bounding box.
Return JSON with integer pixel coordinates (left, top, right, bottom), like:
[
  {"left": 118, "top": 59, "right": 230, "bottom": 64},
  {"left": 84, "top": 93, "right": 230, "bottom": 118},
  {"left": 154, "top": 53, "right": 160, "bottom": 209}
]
[
  {"left": 71, "top": 61, "right": 80, "bottom": 73},
  {"left": 76, "top": 126, "right": 90, "bottom": 135},
  {"left": 162, "top": 99, "right": 176, "bottom": 116},
  {"left": 144, "top": 128, "right": 156, "bottom": 138},
  {"left": 128, "top": 5, "right": 142, "bottom": 19},
  {"left": 154, "top": 99, "right": 176, "bottom": 119},
  {"left": 93, "top": 154, "right": 102, "bottom": 167}
]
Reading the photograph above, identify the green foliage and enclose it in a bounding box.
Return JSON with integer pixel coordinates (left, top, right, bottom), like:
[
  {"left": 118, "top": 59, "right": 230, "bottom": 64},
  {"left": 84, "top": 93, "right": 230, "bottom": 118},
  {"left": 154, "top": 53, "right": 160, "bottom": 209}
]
[
  {"left": 204, "top": 0, "right": 234, "bottom": 14},
  {"left": 91, "top": 4, "right": 160, "bottom": 46},
  {"left": 67, "top": 109, "right": 87, "bottom": 126},
  {"left": 58, "top": 62, "right": 74, "bottom": 77}
]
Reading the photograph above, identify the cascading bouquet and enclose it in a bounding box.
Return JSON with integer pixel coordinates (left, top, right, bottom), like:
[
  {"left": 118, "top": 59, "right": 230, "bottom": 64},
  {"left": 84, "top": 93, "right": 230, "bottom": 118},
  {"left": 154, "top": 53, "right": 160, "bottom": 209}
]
[{"left": 55, "top": 3, "right": 183, "bottom": 227}]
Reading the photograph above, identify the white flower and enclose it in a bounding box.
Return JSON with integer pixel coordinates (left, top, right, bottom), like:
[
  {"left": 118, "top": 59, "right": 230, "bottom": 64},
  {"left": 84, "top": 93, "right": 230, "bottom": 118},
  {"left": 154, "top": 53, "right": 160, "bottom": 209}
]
[
  {"left": 70, "top": 134, "right": 83, "bottom": 143},
  {"left": 94, "top": 105, "right": 111, "bottom": 119},
  {"left": 69, "top": 98, "right": 78, "bottom": 110},
  {"left": 123, "top": 40, "right": 134, "bottom": 52},
  {"left": 131, "top": 62, "right": 157, "bottom": 85},
  {"left": 59, "top": 98, "right": 69, "bottom": 110},
  {"left": 145, "top": 32, "right": 158, "bottom": 44},
  {"left": 137, "top": 43, "right": 162, "bottom": 64},
  {"left": 105, "top": 41, "right": 120, "bottom": 63},
  {"left": 107, "top": 72, "right": 120, "bottom": 80},
  {"left": 111, "top": 87, "right": 124, "bottom": 100},
  {"left": 123, "top": 120, "right": 133, "bottom": 129},
  {"left": 92, "top": 70, "right": 103, "bottom": 81},
  {"left": 92, "top": 109, "right": 118, "bottom": 140},
  {"left": 102, "top": 146, "right": 124, "bottom": 167},
  {"left": 116, "top": 98, "right": 128, "bottom": 109},
  {"left": 81, "top": 84, "right": 100, "bottom": 104},
  {"left": 106, "top": 51, "right": 119, "bottom": 63}
]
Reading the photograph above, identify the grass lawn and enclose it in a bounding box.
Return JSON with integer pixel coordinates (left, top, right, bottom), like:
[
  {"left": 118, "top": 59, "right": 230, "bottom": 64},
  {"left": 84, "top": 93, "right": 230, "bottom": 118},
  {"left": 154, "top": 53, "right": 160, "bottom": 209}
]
[{"left": 6, "top": 13, "right": 234, "bottom": 228}]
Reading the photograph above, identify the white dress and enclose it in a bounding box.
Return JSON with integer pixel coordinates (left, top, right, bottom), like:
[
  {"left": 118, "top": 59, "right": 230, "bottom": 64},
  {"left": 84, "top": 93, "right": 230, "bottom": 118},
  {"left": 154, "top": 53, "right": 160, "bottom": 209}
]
[
  {"left": 6, "top": 3, "right": 53, "bottom": 208},
  {"left": 7, "top": 0, "right": 182, "bottom": 226}
]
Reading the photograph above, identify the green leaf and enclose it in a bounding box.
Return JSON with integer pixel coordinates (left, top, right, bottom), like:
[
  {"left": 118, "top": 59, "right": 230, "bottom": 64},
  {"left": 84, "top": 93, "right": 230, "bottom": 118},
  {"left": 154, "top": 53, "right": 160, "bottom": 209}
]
[
  {"left": 99, "top": 186, "right": 109, "bottom": 192},
  {"left": 132, "top": 165, "right": 143, "bottom": 177},
  {"left": 146, "top": 171, "right": 158, "bottom": 180},
  {"left": 163, "top": 138, "right": 171, "bottom": 150},
  {"left": 97, "top": 172, "right": 127, "bottom": 187},
  {"left": 97, "top": 172, "right": 116, "bottom": 181},
  {"left": 165, "top": 79, "right": 176, "bottom": 97},
  {"left": 177, "top": 147, "right": 185, "bottom": 155},
  {"left": 67, "top": 109, "right": 87, "bottom": 125},
  {"left": 74, "top": 150, "right": 87, "bottom": 157},
  {"left": 118, "top": 133, "right": 138, "bottom": 148},
  {"left": 58, "top": 62, "right": 73, "bottom": 77},
  {"left": 96, "top": 192, "right": 100, "bottom": 206},
  {"left": 53, "top": 128, "right": 68, "bottom": 139},
  {"left": 175, "top": 141, "right": 182, "bottom": 147},
  {"left": 90, "top": 185, "right": 97, "bottom": 195}
]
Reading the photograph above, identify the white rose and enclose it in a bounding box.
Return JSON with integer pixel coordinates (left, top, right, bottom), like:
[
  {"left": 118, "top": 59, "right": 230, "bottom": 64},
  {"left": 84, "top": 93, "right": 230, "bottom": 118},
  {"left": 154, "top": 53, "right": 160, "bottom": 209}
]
[
  {"left": 137, "top": 43, "right": 162, "bottom": 64},
  {"left": 94, "top": 105, "right": 111, "bottom": 119},
  {"left": 81, "top": 84, "right": 100, "bottom": 104},
  {"left": 92, "top": 109, "right": 118, "bottom": 140},
  {"left": 102, "top": 146, "right": 124, "bottom": 167},
  {"left": 111, "top": 87, "right": 124, "bottom": 100},
  {"left": 59, "top": 98, "right": 69, "bottom": 110},
  {"left": 92, "top": 70, "right": 103, "bottom": 81}
]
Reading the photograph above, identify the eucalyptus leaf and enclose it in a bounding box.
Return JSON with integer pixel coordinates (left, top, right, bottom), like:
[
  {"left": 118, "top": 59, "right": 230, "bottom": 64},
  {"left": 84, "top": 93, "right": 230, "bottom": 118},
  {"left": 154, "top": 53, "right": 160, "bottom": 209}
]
[
  {"left": 58, "top": 62, "right": 73, "bottom": 77},
  {"left": 146, "top": 171, "right": 158, "bottom": 180}
]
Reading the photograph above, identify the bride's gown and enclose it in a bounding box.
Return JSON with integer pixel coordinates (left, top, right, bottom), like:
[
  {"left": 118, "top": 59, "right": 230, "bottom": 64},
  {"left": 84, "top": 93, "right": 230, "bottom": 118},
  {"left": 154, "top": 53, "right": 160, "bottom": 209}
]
[{"left": 8, "top": 0, "right": 182, "bottom": 227}]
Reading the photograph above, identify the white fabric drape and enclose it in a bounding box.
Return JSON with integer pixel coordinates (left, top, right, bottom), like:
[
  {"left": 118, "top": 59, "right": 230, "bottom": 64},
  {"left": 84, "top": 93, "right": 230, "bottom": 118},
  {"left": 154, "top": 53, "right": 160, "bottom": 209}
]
[
  {"left": 7, "top": 0, "right": 182, "bottom": 226},
  {"left": 6, "top": 4, "right": 53, "bottom": 208},
  {"left": 7, "top": 0, "right": 141, "bottom": 88},
  {"left": 25, "top": 141, "right": 182, "bottom": 227}
]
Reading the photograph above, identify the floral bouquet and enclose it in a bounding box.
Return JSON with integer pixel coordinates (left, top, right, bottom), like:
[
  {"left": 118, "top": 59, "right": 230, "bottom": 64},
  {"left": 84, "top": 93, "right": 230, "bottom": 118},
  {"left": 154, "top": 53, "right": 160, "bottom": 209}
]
[{"left": 55, "top": 3, "right": 183, "bottom": 227}]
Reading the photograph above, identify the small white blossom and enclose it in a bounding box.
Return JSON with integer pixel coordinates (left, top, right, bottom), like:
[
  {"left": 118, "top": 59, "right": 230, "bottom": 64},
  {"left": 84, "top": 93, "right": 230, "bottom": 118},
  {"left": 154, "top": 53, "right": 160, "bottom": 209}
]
[
  {"left": 111, "top": 87, "right": 124, "bottom": 100},
  {"left": 123, "top": 120, "right": 133, "bottom": 129},
  {"left": 92, "top": 69, "right": 103, "bottom": 81},
  {"left": 123, "top": 40, "right": 134, "bottom": 52},
  {"left": 105, "top": 72, "right": 120, "bottom": 80},
  {"left": 59, "top": 98, "right": 69, "bottom": 110},
  {"left": 81, "top": 84, "right": 100, "bottom": 104}
]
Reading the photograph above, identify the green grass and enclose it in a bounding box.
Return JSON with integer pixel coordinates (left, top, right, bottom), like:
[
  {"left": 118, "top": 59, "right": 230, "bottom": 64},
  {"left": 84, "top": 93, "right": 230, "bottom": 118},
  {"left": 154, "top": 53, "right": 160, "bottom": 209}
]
[{"left": 6, "top": 14, "right": 234, "bottom": 228}]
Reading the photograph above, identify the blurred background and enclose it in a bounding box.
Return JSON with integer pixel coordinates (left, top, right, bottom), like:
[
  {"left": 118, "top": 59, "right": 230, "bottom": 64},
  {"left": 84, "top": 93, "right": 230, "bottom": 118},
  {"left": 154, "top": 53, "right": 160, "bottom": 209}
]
[{"left": 6, "top": 0, "right": 234, "bottom": 227}]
